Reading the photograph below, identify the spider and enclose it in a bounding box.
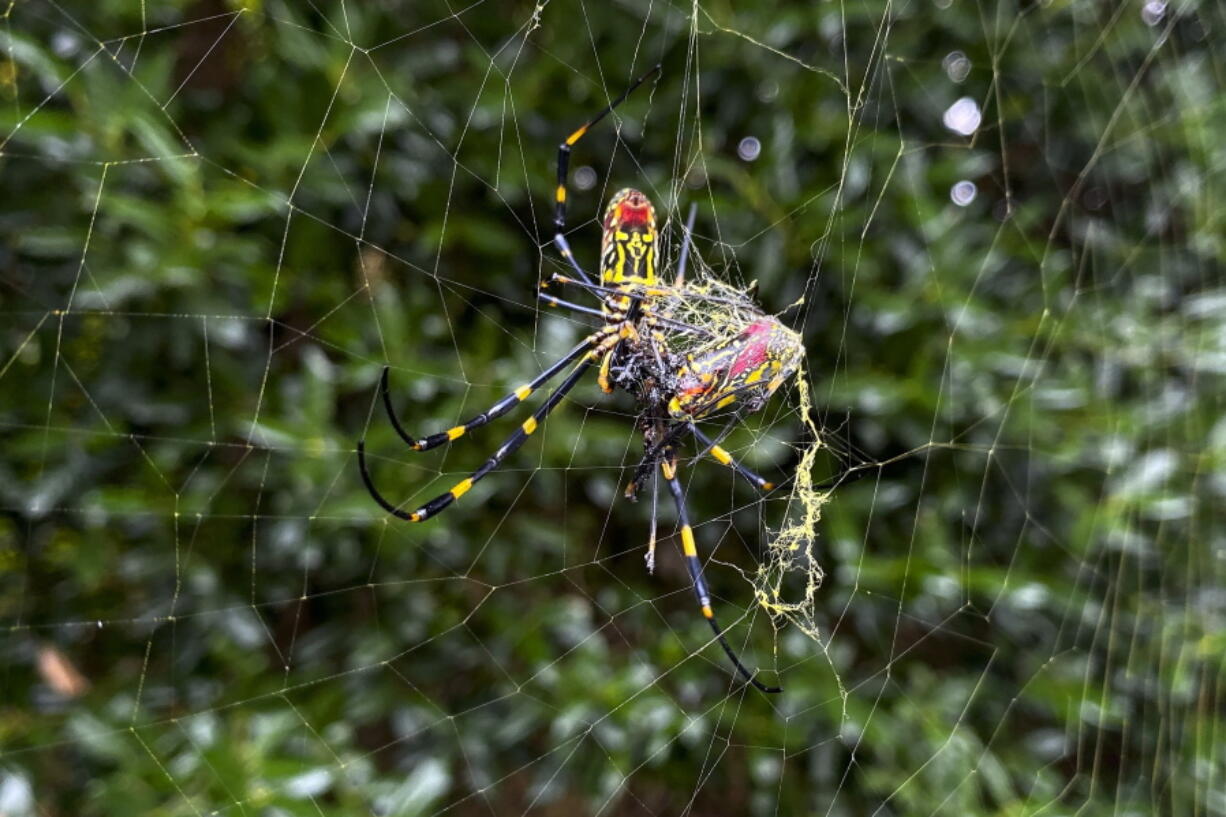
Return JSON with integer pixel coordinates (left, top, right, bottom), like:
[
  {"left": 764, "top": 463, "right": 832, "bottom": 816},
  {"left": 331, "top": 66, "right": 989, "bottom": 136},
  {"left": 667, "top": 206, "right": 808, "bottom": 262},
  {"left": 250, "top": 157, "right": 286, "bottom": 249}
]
[{"left": 358, "top": 66, "right": 803, "bottom": 694}]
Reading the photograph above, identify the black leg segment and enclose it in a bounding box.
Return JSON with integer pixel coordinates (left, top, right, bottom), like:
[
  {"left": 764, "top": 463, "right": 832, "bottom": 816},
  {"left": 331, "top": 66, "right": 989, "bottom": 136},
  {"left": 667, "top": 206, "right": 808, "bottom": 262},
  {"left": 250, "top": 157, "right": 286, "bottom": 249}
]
[
  {"left": 378, "top": 336, "right": 598, "bottom": 453},
  {"left": 661, "top": 456, "right": 781, "bottom": 694},
  {"left": 359, "top": 357, "right": 596, "bottom": 523},
  {"left": 554, "top": 64, "right": 661, "bottom": 232}
]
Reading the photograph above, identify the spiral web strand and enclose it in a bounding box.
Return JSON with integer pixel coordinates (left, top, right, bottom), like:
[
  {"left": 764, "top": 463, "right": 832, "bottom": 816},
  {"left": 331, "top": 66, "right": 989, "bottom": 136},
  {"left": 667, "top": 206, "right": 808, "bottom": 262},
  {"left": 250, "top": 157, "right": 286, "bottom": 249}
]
[{"left": 1, "top": 1, "right": 1222, "bottom": 815}]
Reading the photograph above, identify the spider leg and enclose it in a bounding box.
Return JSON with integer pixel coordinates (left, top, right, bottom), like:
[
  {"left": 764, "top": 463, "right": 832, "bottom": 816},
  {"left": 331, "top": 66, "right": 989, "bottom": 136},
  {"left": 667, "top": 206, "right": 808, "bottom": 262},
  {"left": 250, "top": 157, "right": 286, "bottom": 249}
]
[
  {"left": 597, "top": 348, "right": 616, "bottom": 393},
  {"left": 554, "top": 64, "right": 661, "bottom": 234},
  {"left": 688, "top": 423, "right": 775, "bottom": 492},
  {"left": 646, "top": 466, "right": 660, "bottom": 574},
  {"left": 660, "top": 453, "right": 781, "bottom": 694},
  {"left": 359, "top": 341, "right": 610, "bottom": 522},
  {"left": 542, "top": 293, "right": 696, "bottom": 350},
  {"left": 551, "top": 274, "right": 659, "bottom": 300},
  {"left": 549, "top": 275, "right": 714, "bottom": 339},
  {"left": 550, "top": 273, "right": 753, "bottom": 311},
  {"left": 538, "top": 292, "right": 606, "bottom": 321},
  {"left": 675, "top": 202, "right": 698, "bottom": 286},
  {"left": 596, "top": 321, "right": 643, "bottom": 393},
  {"left": 551, "top": 232, "right": 596, "bottom": 287},
  {"left": 625, "top": 419, "right": 775, "bottom": 499},
  {"left": 376, "top": 333, "right": 604, "bottom": 453},
  {"left": 625, "top": 420, "right": 690, "bottom": 499}
]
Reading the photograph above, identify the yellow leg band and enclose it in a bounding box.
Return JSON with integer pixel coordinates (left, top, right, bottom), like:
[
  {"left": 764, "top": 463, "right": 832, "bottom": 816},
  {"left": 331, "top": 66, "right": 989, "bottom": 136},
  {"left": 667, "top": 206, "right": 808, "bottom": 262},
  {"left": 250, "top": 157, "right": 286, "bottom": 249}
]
[
  {"left": 522, "top": 417, "right": 538, "bottom": 434},
  {"left": 710, "top": 445, "right": 732, "bottom": 466},
  {"left": 598, "top": 351, "right": 614, "bottom": 394},
  {"left": 680, "top": 525, "right": 697, "bottom": 557},
  {"left": 514, "top": 385, "right": 532, "bottom": 400},
  {"left": 565, "top": 125, "right": 588, "bottom": 145},
  {"left": 447, "top": 426, "right": 466, "bottom": 441},
  {"left": 451, "top": 478, "right": 474, "bottom": 499},
  {"left": 701, "top": 604, "right": 714, "bottom": 619}
]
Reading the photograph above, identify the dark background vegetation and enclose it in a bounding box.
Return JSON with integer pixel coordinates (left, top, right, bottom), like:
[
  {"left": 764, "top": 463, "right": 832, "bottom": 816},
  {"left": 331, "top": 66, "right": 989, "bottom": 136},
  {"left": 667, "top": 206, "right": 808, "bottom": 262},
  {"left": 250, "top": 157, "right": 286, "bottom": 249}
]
[{"left": 2, "top": 1, "right": 1223, "bottom": 814}]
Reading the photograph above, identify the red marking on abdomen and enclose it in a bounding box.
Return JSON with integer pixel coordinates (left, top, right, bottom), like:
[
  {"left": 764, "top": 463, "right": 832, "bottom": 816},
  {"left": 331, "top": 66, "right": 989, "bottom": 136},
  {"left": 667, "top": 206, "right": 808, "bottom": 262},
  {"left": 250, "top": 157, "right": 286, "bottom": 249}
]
[
  {"left": 729, "top": 320, "right": 774, "bottom": 376},
  {"left": 615, "top": 203, "right": 653, "bottom": 228}
]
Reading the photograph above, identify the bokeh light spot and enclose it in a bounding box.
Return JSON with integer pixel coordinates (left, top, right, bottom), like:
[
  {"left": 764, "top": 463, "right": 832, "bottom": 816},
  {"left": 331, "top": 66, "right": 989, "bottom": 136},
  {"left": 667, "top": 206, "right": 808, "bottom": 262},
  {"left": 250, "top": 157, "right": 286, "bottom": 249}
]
[
  {"left": 950, "top": 180, "right": 977, "bottom": 207},
  {"left": 737, "top": 136, "right": 762, "bottom": 162},
  {"left": 943, "top": 97, "right": 982, "bottom": 136}
]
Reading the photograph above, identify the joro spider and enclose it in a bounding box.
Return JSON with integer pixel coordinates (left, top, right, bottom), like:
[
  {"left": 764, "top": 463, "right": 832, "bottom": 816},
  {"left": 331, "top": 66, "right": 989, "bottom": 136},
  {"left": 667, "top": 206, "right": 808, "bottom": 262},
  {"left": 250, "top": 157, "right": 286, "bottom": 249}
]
[{"left": 358, "top": 66, "right": 803, "bottom": 694}]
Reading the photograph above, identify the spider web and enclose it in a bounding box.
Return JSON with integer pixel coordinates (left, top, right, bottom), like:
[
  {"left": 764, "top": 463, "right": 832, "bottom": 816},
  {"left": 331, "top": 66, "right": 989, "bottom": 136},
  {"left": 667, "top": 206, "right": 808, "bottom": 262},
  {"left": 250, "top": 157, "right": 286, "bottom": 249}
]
[{"left": 2, "top": 1, "right": 1223, "bottom": 814}]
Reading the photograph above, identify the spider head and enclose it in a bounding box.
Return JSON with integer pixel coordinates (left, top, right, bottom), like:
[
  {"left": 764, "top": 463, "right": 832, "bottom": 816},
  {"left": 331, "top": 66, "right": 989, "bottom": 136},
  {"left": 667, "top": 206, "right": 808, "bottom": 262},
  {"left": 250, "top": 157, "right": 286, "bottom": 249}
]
[{"left": 601, "top": 188, "right": 658, "bottom": 286}]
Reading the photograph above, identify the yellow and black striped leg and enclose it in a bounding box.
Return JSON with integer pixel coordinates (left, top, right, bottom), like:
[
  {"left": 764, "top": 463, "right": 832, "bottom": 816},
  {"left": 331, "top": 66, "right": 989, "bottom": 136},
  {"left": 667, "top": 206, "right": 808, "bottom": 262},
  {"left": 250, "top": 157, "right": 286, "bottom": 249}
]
[
  {"left": 661, "top": 455, "right": 782, "bottom": 694},
  {"left": 377, "top": 336, "right": 599, "bottom": 453},
  {"left": 688, "top": 424, "right": 775, "bottom": 492},
  {"left": 359, "top": 356, "right": 596, "bottom": 523},
  {"left": 554, "top": 64, "right": 661, "bottom": 233},
  {"left": 550, "top": 275, "right": 714, "bottom": 339},
  {"left": 551, "top": 274, "right": 654, "bottom": 300}
]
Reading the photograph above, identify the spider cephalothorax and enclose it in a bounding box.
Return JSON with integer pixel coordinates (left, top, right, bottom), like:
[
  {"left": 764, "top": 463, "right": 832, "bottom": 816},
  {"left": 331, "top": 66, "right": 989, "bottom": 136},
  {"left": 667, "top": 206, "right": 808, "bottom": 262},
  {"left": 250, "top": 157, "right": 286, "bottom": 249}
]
[{"left": 358, "top": 66, "right": 802, "bottom": 694}]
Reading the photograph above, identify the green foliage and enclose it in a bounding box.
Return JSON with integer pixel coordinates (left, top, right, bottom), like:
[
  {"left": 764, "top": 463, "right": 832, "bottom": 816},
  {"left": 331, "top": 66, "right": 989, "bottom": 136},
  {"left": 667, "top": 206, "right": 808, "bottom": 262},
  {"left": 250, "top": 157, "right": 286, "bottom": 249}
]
[{"left": 1, "top": 1, "right": 1223, "bottom": 815}]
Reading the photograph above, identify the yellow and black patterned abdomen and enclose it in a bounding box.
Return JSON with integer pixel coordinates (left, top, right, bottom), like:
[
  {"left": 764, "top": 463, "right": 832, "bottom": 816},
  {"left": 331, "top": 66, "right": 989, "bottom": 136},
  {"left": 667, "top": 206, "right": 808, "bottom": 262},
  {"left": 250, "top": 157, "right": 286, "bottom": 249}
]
[{"left": 600, "top": 188, "right": 657, "bottom": 288}]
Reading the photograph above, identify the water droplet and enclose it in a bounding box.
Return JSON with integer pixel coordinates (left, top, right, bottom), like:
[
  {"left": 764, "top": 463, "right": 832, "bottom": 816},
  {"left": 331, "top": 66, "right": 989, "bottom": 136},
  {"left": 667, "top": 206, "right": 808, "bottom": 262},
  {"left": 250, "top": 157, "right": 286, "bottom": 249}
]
[
  {"left": 942, "top": 97, "right": 982, "bottom": 136},
  {"left": 950, "top": 180, "right": 977, "bottom": 206},
  {"left": 737, "top": 136, "right": 762, "bottom": 162}
]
